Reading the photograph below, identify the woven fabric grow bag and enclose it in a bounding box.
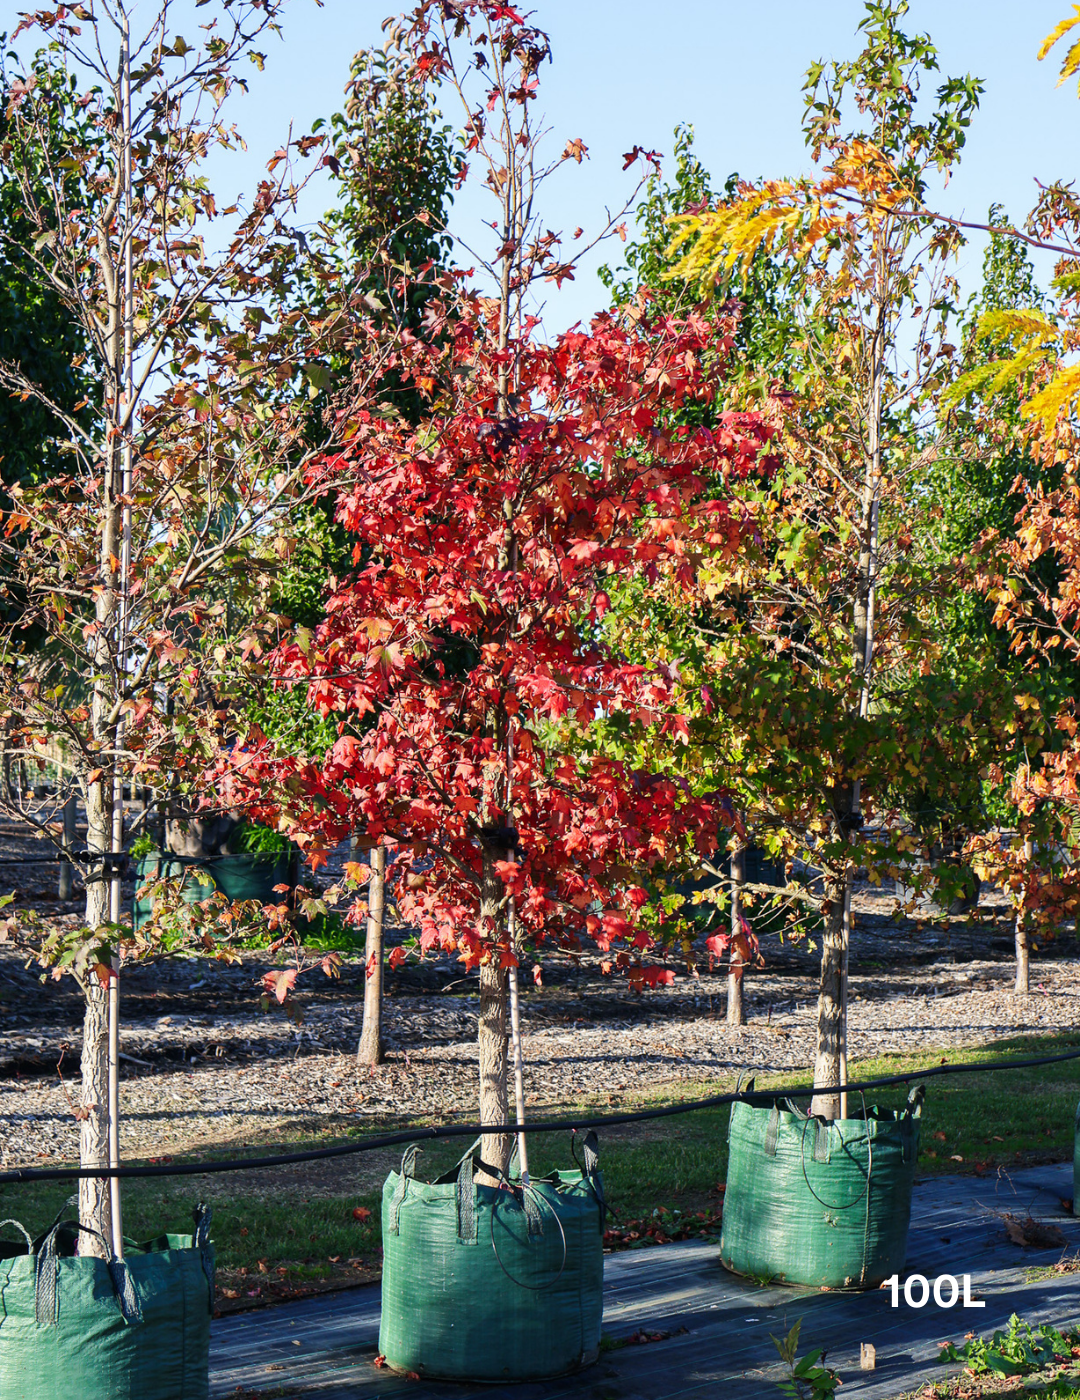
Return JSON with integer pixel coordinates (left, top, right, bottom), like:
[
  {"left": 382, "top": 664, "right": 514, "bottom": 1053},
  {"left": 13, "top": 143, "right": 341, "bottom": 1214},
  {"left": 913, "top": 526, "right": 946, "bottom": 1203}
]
[
  {"left": 1073, "top": 1099, "right": 1080, "bottom": 1214},
  {"left": 0, "top": 1208, "right": 214, "bottom": 1400},
  {"left": 204, "top": 852, "right": 294, "bottom": 904},
  {"left": 133, "top": 855, "right": 216, "bottom": 932},
  {"left": 720, "top": 1086, "right": 923, "bottom": 1289},
  {"left": 378, "top": 1139, "right": 604, "bottom": 1381}
]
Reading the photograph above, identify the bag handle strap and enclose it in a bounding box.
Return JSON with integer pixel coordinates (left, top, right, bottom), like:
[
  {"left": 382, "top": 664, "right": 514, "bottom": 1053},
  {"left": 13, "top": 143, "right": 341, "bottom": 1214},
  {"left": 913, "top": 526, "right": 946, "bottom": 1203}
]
[
  {"left": 730, "top": 1075, "right": 755, "bottom": 1143},
  {"left": 47, "top": 1195, "right": 77, "bottom": 1232},
  {"left": 35, "top": 1222, "right": 142, "bottom": 1328},
  {"left": 461, "top": 1148, "right": 544, "bottom": 1241},
  {"left": 456, "top": 1150, "right": 478, "bottom": 1246},
  {"left": 580, "top": 1128, "right": 600, "bottom": 1179},
  {"left": 903, "top": 1083, "right": 926, "bottom": 1162},
  {"left": 193, "top": 1203, "right": 214, "bottom": 1313},
  {"left": 0, "top": 1219, "right": 33, "bottom": 1254},
  {"left": 571, "top": 1128, "right": 607, "bottom": 1230},
  {"left": 386, "top": 1145, "right": 421, "bottom": 1236}
]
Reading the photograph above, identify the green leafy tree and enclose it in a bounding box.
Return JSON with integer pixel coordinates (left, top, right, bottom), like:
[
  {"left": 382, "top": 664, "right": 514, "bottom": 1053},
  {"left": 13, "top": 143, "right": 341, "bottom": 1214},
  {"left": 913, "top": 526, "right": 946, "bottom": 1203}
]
[
  {"left": 605, "top": 0, "right": 1037, "bottom": 1120},
  {"left": 0, "top": 49, "right": 94, "bottom": 647},
  {"left": 929, "top": 209, "right": 1053, "bottom": 676}
]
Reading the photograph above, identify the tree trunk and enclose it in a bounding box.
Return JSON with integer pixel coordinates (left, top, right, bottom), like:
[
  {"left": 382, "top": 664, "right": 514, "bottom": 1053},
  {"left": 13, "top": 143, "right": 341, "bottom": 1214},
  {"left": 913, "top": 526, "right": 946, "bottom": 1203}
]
[
  {"left": 79, "top": 774, "right": 113, "bottom": 1257},
  {"left": 78, "top": 980, "right": 113, "bottom": 1254},
  {"left": 811, "top": 875, "right": 845, "bottom": 1121},
  {"left": 477, "top": 847, "right": 510, "bottom": 1182},
  {"left": 357, "top": 845, "right": 386, "bottom": 1067},
  {"left": 1015, "top": 921, "right": 1030, "bottom": 995},
  {"left": 82, "top": 389, "right": 122, "bottom": 1253},
  {"left": 727, "top": 845, "right": 745, "bottom": 1027},
  {"left": 1015, "top": 835, "right": 1033, "bottom": 994}
]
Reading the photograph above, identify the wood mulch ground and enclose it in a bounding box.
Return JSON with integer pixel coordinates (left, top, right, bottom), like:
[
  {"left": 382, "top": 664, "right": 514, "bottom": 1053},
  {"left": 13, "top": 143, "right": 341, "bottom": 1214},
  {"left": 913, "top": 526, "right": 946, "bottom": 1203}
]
[{"left": 1, "top": 820, "right": 1077, "bottom": 1169}]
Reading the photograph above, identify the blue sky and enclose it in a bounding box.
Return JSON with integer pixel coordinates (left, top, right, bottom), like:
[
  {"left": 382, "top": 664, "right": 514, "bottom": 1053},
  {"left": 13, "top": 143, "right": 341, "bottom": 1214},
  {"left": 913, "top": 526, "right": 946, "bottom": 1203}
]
[{"left": 6, "top": 0, "right": 1076, "bottom": 328}]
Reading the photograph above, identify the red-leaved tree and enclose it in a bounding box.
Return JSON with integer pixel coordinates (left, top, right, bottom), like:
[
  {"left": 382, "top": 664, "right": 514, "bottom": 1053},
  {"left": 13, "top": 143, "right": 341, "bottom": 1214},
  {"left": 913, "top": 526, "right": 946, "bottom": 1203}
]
[
  {"left": 220, "top": 0, "right": 774, "bottom": 1172},
  {"left": 225, "top": 291, "right": 773, "bottom": 1168}
]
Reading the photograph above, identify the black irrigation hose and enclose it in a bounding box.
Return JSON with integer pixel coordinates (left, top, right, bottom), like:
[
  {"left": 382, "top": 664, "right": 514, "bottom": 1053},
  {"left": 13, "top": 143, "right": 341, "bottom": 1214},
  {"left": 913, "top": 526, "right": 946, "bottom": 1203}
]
[{"left": 3, "top": 1042, "right": 1080, "bottom": 1185}]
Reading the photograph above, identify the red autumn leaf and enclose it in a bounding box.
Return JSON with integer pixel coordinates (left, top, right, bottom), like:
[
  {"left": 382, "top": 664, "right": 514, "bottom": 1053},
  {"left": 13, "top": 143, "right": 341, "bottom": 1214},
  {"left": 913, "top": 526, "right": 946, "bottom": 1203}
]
[
  {"left": 352, "top": 1207, "right": 372, "bottom": 1222},
  {"left": 261, "top": 969, "right": 297, "bottom": 1004}
]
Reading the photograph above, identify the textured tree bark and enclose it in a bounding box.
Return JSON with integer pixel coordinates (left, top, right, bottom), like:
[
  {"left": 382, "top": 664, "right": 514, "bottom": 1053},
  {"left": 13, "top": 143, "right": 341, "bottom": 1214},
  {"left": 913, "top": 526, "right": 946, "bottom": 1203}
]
[
  {"left": 357, "top": 845, "right": 386, "bottom": 1067},
  {"left": 810, "top": 875, "right": 845, "bottom": 1121},
  {"left": 1015, "top": 836, "right": 1033, "bottom": 994},
  {"left": 727, "top": 846, "right": 745, "bottom": 1027},
  {"left": 80, "top": 505, "right": 120, "bottom": 1256},
  {"left": 80, "top": 362, "right": 122, "bottom": 1254},
  {"left": 78, "top": 982, "right": 112, "bottom": 1254},
  {"left": 477, "top": 847, "right": 511, "bottom": 1182},
  {"left": 1015, "top": 922, "right": 1030, "bottom": 995}
]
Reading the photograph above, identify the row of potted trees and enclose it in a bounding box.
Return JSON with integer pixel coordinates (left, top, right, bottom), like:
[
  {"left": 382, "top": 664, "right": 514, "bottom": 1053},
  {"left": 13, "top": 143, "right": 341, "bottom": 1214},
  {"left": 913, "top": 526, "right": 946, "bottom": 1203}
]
[{"left": 4, "top": 0, "right": 1072, "bottom": 1393}]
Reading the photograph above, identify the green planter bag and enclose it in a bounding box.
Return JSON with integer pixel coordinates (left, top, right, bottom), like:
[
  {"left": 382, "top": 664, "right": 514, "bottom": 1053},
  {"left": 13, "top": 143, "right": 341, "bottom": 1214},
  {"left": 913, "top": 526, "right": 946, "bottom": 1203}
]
[
  {"left": 720, "top": 1085, "right": 923, "bottom": 1289},
  {"left": 0, "top": 1207, "right": 214, "bottom": 1400},
  {"left": 132, "top": 855, "right": 217, "bottom": 933},
  {"left": 204, "top": 852, "right": 294, "bottom": 904},
  {"left": 379, "top": 1137, "right": 604, "bottom": 1381},
  {"left": 1073, "top": 1100, "right": 1080, "bottom": 1214}
]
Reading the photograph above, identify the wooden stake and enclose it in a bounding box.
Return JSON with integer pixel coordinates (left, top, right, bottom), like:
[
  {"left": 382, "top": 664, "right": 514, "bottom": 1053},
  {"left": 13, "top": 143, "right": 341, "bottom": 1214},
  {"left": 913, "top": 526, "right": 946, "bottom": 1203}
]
[
  {"left": 727, "top": 845, "right": 745, "bottom": 1027},
  {"left": 58, "top": 791, "right": 76, "bottom": 901}
]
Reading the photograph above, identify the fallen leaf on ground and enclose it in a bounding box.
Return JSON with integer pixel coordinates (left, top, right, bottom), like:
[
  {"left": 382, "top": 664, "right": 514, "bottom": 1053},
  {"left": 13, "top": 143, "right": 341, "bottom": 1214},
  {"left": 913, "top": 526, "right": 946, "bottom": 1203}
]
[{"left": 1003, "top": 1213, "right": 1067, "bottom": 1249}]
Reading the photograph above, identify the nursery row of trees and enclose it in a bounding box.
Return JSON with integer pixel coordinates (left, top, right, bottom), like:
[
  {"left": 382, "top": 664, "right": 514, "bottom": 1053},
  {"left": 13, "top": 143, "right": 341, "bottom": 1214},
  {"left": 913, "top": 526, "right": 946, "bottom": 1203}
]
[{"left": 4, "top": 0, "right": 1080, "bottom": 1240}]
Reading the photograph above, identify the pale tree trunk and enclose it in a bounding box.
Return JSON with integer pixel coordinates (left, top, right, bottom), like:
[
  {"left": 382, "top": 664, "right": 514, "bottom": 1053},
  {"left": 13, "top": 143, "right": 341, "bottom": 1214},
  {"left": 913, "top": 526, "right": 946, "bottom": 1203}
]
[
  {"left": 1015, "top": 922, "right": 1030, "bottom": 995},
  {"left": 477, "top": 847, "right": 511, "bottom": 1182},
  {"left": 810, "top": 875, "right": 845, "bottom": 1120},
  {"left": 78, "top": 977, "right": 112, "bottom": 1251},
  {"left": 356, "top": 845, "right": 386, "bottom": 1066},
  {"left": 79, "top": 391, "right": 123, "bottom": 1255},
  {"left": 1015, "top": 835, "right": 1034, "bottom": 994},
  {"left": 727, "top": 845, "right": 745, "bottom": 1027},
  {"left": 80, "top": 772, "right": 114, "bottom": 1254},
  {"left": 79, "top": 168, "right": 125, "bottom": 1253},
  {"left": 473, "top": 130, "right": 518, "bottom": 1188}
]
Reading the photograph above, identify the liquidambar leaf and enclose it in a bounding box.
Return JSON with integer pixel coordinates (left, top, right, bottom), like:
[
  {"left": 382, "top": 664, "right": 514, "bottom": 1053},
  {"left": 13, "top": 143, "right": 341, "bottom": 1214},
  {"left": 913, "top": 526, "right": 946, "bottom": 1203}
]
[
  {"left": 1021, "top": 362, "right": 1080, "bottom": 433},
  {"left": 1039, "top": 6, "right": 1080, "bottom": 92}
]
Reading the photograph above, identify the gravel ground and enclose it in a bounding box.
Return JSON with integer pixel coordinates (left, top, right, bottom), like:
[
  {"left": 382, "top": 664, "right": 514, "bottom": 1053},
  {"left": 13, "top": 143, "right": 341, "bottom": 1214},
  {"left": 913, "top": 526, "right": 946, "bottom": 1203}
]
[
  {"left": 1, "top": 821, "right": 1078, "bottom": 1171},
  {"left": 3, "top": 954, "right": 1079, "bottom": 1170}
]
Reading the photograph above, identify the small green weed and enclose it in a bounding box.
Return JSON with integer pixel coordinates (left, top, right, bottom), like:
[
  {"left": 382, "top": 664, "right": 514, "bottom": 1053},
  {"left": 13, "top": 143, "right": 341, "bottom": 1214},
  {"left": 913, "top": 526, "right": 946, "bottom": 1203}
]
[
  {"left": 938, "top": 1314, "right": 1076, "bottom": 1377},
  {"left": 771, "top": 1318, "right": 840, "bottom": 1400}
]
